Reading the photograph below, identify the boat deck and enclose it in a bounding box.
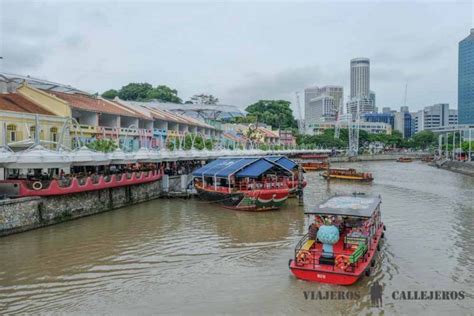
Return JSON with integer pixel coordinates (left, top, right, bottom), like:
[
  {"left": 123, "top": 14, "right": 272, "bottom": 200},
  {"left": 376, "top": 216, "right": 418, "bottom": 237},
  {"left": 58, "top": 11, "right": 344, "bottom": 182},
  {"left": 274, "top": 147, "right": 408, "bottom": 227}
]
[{"left": 293, "top": 226, "right": 383, "bottom": 276}]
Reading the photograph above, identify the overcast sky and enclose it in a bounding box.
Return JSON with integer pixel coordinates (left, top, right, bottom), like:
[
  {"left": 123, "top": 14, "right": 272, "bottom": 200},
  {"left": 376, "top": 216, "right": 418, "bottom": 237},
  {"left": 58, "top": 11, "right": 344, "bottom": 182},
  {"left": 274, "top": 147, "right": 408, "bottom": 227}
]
[{"left": 1, "top": 0, "right": 472, "bottom": 115}]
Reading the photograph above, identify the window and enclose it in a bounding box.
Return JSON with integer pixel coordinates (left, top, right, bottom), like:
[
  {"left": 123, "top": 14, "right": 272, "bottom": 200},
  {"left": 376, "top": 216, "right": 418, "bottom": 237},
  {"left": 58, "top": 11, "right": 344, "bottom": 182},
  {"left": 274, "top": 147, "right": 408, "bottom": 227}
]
[
  {"left": 7, "top": 124, "right": 17, "bottom": 142},
  {"left": 50, "top": 127, "right": 58, "bottom": 142}
]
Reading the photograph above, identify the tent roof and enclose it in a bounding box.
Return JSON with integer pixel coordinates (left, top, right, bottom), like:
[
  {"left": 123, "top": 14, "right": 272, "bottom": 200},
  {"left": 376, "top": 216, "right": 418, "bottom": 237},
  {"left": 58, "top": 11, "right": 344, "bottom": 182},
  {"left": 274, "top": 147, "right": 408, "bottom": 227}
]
[
  {"left": 305, "top": 196, "right": 381, "bottom": 218},
  {"left": 192, "top": 157, "right": 291, "bottom": 179},
  {"left": 266, "top": 156, "right": 298, "bottom": 170}
]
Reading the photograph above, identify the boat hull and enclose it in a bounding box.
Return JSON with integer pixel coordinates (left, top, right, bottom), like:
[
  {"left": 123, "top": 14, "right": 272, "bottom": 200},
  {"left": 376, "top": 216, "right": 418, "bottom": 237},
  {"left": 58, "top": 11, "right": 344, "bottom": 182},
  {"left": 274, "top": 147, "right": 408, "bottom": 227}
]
[
  {"left": 321, "top": 173, "right": 373, "bottom": 182},
  {"left": 195, "top": 185, "right": 289, "bottom": 211},
  {"left": 289, "top": 224, "right": 384, "bottom": 285}
]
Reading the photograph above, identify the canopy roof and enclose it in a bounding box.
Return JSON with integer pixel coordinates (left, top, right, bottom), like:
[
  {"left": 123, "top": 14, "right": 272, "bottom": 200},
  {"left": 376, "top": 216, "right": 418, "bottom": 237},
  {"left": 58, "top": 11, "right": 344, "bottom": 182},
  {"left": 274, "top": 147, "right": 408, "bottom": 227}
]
[
  {"left": 192, "top": 157, "right": 292, "bottom": 179},
  {"left": 266, "top": 156, "right": 298, "bottom": 170},
  {"left": 305, "top": 196, "right": 381, "bottom": 218}
]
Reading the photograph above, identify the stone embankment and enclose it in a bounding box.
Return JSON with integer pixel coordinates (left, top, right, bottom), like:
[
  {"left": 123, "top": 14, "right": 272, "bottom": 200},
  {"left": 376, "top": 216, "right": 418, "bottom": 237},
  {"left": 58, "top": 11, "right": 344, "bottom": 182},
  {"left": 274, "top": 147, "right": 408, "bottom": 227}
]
[
  {"left": 0, "top": 175, "right": 188, "bottom": 237},
  {"left": 433, "top": 160, "right": 474, "bottom": 177}
]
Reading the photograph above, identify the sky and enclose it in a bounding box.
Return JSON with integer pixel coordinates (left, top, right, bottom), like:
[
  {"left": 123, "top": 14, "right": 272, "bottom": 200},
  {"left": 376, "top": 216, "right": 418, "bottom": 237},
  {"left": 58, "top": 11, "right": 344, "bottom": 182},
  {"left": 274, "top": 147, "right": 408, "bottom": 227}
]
[{"left": 0, "top": 0, "right": 473, "bottom": 116}]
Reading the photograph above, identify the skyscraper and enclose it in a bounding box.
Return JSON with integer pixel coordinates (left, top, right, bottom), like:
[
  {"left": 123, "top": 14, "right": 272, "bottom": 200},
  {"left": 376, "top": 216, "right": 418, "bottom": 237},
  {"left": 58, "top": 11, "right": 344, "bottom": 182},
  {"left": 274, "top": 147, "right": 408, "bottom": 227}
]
[
  {"left": 350, "top": 58, "right": 370, "bottom": 99},
  {"left": 304, "top": 85, "right": 343, "bottom": 124},
  {"left": 458, "top": 29, "right": 474, "bottom": 124},
  {"left": 347, "top": 58, "right": 374, "bottom": 118}
]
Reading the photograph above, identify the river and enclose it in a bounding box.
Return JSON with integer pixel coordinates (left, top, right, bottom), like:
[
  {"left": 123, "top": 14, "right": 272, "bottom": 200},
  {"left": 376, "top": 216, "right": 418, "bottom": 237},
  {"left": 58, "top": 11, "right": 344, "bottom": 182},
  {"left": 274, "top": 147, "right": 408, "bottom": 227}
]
[{"left": 0, "top": 161, "right": 473, "bottom": 314}]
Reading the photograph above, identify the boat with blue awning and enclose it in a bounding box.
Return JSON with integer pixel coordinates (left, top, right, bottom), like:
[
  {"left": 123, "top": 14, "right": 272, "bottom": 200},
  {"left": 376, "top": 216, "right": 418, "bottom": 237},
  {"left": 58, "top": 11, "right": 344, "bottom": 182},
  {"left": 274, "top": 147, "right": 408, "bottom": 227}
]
[
  {"left": 192, "top": 157, "right": 293, "bottom": 211},
  {"left": 266, "top": 156, "right": 307, "bottom": 197}
]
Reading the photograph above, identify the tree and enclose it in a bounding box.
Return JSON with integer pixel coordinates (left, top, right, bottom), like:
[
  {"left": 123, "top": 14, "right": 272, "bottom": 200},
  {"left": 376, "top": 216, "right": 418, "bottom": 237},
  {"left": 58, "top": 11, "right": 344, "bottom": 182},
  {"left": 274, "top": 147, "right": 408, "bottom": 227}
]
[
  {"left": 411, "top": 130, "right": 437, "bottom": 149},
  {"left": 87, "top": 139, "right": 118, "bottom": 153},
  {"left": 102, "top": 83, "right": 182, "bottom": 103},
  {"left": 190, "top": 94, "right": 219, "bottom": 105},
  {"left": 245, "top": 100, "right": 297, "bottom": 130},
  {"left": 101, "top": 89, "right": 119, "bottom": 100},
  {"left": 118, "top": 83, "right": 153, "bottom": 101},
  {"left": 146, "top": 85, "right": 182, "bottom": 103}
]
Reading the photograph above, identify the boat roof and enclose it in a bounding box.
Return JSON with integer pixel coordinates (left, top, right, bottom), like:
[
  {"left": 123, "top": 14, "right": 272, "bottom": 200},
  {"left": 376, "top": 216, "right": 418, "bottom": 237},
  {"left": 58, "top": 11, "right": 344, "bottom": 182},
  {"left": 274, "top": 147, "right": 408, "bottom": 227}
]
[
  {"left": 192, "top": 157, "right": 292, "bottom": 179},
  {"left": 305, "top": 195, "right": 381, "bottom": 218},
  {"left": 329, "top": 167, "right": 355, "bottom": 171},
  {"left": 266, "top": 156, "right": 298, "bottom": 170}
]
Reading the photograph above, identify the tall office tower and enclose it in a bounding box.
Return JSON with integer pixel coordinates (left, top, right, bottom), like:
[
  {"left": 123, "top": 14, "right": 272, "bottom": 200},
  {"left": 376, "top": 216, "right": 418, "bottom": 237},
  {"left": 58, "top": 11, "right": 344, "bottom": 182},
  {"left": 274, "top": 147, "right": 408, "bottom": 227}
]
[
  {"left": 350, "top": 58, "right": 370, "bottom": 99},
  {"left": 304, "top": 86, "right": 320, "bottom": 123},
  {"left": 369, "top": 90, "right": 376, "bottom": 108},
  {"left": 304, "top": 85, "right": 343, "bottom": 123},
  {"left": 458, "top": 29, "right": 474, "bottom": 124}
]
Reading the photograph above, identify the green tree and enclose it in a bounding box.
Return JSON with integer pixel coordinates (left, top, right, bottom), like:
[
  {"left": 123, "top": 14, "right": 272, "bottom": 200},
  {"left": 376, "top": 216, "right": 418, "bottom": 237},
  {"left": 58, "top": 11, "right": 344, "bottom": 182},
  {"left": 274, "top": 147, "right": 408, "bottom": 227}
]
[
  {"left": 245, "top": 100, "right": 297, "bottom": 130},
  {"left": 411, "top": 130, "right": 437, "bottom": 149},
  {"left": 87, "top": 139, "right": 118, "bottom": 153},
  {"left": 118, "top": 83, "right": 153, "bottom": 101},
  {"left": 103, "top": 83, "right": 182, "bottom": 103},
  {"left": 146, "top": 85, "right": 182, "bottom": 103},
  {"left": 101, "top": 89, "right": 118, "bottom": 100}
]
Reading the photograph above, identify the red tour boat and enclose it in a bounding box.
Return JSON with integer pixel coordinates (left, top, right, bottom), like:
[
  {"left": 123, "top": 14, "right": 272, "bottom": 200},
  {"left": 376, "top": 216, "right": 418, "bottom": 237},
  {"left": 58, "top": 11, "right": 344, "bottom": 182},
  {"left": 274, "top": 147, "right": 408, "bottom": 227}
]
[
  {"left": 289, "top": 194, "right": 385, "bottom": 285},
  {"left": 192, "top": 157, "right": 293, "bottom": 211}
]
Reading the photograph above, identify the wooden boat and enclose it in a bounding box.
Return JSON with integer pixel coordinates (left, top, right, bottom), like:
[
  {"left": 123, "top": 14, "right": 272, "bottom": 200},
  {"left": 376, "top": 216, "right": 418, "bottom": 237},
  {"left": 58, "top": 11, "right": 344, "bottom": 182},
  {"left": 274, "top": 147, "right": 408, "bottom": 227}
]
[
  {"left": 397, "top": 157, "right": 413, "bottom": 162},
  {"left": 267, "top": 156, "right": 306, "bottom": 197},
  {"left": 321, "top": 168, "right": 373, "bottom": 182},
  {"left": 289, "top": 195, "right": 385, "bottom": 285},
  {"left": 300, "top": 154, "right": 329, "bottom": 160},
  {"left": 192, "top": 157, "right": 292, "bottom": 211},
  {"left": 421, "top": 156, "right": 434, "bottom": 162},
  {"left": 302, "top": 161, "right": 329, "bottom": 171}
]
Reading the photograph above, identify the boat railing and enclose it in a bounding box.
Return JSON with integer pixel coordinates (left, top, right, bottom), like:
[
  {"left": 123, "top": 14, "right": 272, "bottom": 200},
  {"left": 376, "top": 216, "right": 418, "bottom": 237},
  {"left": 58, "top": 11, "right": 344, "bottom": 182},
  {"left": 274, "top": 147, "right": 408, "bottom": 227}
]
[{"left": 294, "top": 236, "right": 369, "bottom": 272}]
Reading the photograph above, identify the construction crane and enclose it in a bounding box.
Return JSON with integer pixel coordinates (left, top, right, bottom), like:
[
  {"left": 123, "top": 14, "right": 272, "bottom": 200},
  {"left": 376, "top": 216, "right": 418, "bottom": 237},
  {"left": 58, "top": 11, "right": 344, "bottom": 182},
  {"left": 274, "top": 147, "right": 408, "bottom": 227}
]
[
  {"left": 334, "top": 97, "right": 345, "bottom": 139},
  {"left": 295, "top": 92, "right": 305, "bottom": 134}
]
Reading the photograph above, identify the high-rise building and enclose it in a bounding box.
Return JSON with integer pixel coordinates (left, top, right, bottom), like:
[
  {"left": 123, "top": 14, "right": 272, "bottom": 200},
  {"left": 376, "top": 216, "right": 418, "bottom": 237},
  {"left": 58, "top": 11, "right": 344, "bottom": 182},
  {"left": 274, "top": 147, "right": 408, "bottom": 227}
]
[
  {"left": 413, "top": 103, "right": 458, "bottom": 133},
  {"left": 394, "top": 111, "right": 413, "bottom": 138},
  {"left": 458, "top": 29, "right": 474, "bottom": 124},
  {"left": 348, "top": 58, "right": 373, "bottom": 118},
  {"left": 350, "top": 58, "right": 370, "bottom": 99},
  {"left": 346, "top": 97, "right": 375, "bottom": 119},
  {"left": 369, "top": 90, "right": 376, "bottom": 108},
  {"left": 304, "top": 85, "right": 343, "bottom": 123}
]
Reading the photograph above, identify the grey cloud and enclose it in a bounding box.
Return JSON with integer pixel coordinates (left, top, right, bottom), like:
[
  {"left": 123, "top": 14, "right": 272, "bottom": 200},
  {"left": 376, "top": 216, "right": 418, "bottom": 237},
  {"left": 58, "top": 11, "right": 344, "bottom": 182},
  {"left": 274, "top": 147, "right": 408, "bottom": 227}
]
[{"left": 227, "top": 66, "right": 332, "bottom": 106}]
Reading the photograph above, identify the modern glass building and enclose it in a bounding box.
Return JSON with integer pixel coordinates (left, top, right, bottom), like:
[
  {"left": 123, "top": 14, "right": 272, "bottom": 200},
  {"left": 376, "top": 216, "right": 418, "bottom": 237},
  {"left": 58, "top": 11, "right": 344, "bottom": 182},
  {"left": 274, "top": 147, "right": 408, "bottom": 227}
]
[{"left": 459, "top": 29, "right": 474, "bottom": 124}]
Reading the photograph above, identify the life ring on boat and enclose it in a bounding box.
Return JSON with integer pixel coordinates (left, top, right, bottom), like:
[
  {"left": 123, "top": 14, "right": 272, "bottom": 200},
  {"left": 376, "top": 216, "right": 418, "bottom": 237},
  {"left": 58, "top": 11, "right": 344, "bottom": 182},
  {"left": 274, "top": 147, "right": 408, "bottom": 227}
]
[
  {"left": 296, "top": 250, "right": 312, "bottom": 265},
  {"left": 32, "top": 181, "right": 43, "bottom": 190},
  {"left": 335, "top": 255, "right": 350, "bottom": 271}
]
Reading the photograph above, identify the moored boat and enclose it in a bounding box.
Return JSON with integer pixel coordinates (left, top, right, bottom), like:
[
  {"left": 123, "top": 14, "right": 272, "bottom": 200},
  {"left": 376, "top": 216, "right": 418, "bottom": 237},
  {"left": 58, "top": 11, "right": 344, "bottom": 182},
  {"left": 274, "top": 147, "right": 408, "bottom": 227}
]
[
  {"left": 321, "top": 168, "right": 373, "bottom": 182},
  {"left": 302, "top": 161, "right": 329, "bottom": 171},
  {"left": 192, "top": 157, "right": 292, "bottom": 211},
  {"left": 421, "top": 156, "right": 434, "bottom": 162},
  {"left": 397, "top": 157, "right": 413, "bottom": 162},
  {"left": 289, "top": 194, "right": 385, "bottom": 285},
  {"left": 266, "top": 156, "right": 306, "bottom": 197}
]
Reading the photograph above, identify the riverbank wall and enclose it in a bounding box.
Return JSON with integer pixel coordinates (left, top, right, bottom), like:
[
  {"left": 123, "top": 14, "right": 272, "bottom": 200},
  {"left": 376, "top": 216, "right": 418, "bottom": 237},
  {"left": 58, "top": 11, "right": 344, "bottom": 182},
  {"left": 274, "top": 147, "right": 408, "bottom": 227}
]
[
  {"left": 0, "top": 175, "right": 189, "bottom": 237},
  {"left": 433, "top": 160, "right": 474, "bottom": 177}
]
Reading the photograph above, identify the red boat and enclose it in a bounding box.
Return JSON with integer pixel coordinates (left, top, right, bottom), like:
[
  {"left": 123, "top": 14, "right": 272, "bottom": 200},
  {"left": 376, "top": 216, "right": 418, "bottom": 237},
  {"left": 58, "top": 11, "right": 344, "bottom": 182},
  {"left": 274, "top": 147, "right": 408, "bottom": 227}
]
[
  {"left": 193, "top": 157, "right": 292, "bottom": 211},
  {"left": 289, "top": 195, "right": 385, "bottom": 285},
  {"left": 266, "top": 156, "right": 306, "bottom": 197}
]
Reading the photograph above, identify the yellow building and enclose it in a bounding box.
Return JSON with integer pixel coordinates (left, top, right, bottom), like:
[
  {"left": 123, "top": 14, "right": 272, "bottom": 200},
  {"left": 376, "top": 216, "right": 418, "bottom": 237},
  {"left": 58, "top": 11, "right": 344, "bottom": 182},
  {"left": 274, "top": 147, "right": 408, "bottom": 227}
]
[{"left": 0, "top": 92, "right": 69, "bottom": 150}]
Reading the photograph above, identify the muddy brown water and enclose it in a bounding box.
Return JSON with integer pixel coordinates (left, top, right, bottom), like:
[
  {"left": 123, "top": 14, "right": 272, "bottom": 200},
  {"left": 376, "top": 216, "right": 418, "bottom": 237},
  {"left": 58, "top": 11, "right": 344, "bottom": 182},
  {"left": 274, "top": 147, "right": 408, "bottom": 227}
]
[{"left": 0, "top": 161, "right": 473, "bottom": 314}]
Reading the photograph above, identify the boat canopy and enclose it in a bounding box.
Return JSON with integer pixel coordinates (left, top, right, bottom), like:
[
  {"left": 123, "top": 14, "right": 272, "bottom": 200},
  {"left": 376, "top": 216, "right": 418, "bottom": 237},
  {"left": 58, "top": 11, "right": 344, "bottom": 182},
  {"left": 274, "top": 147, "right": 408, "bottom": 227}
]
[
  {"left": 192, "top": 157, "right": 292, "bottom": 179},
  {"left": 305, "top": 196, "right": 381, "bottom": 218},
  {"left": 266, "top": 156, "right": 298, "bottom": 170}
]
